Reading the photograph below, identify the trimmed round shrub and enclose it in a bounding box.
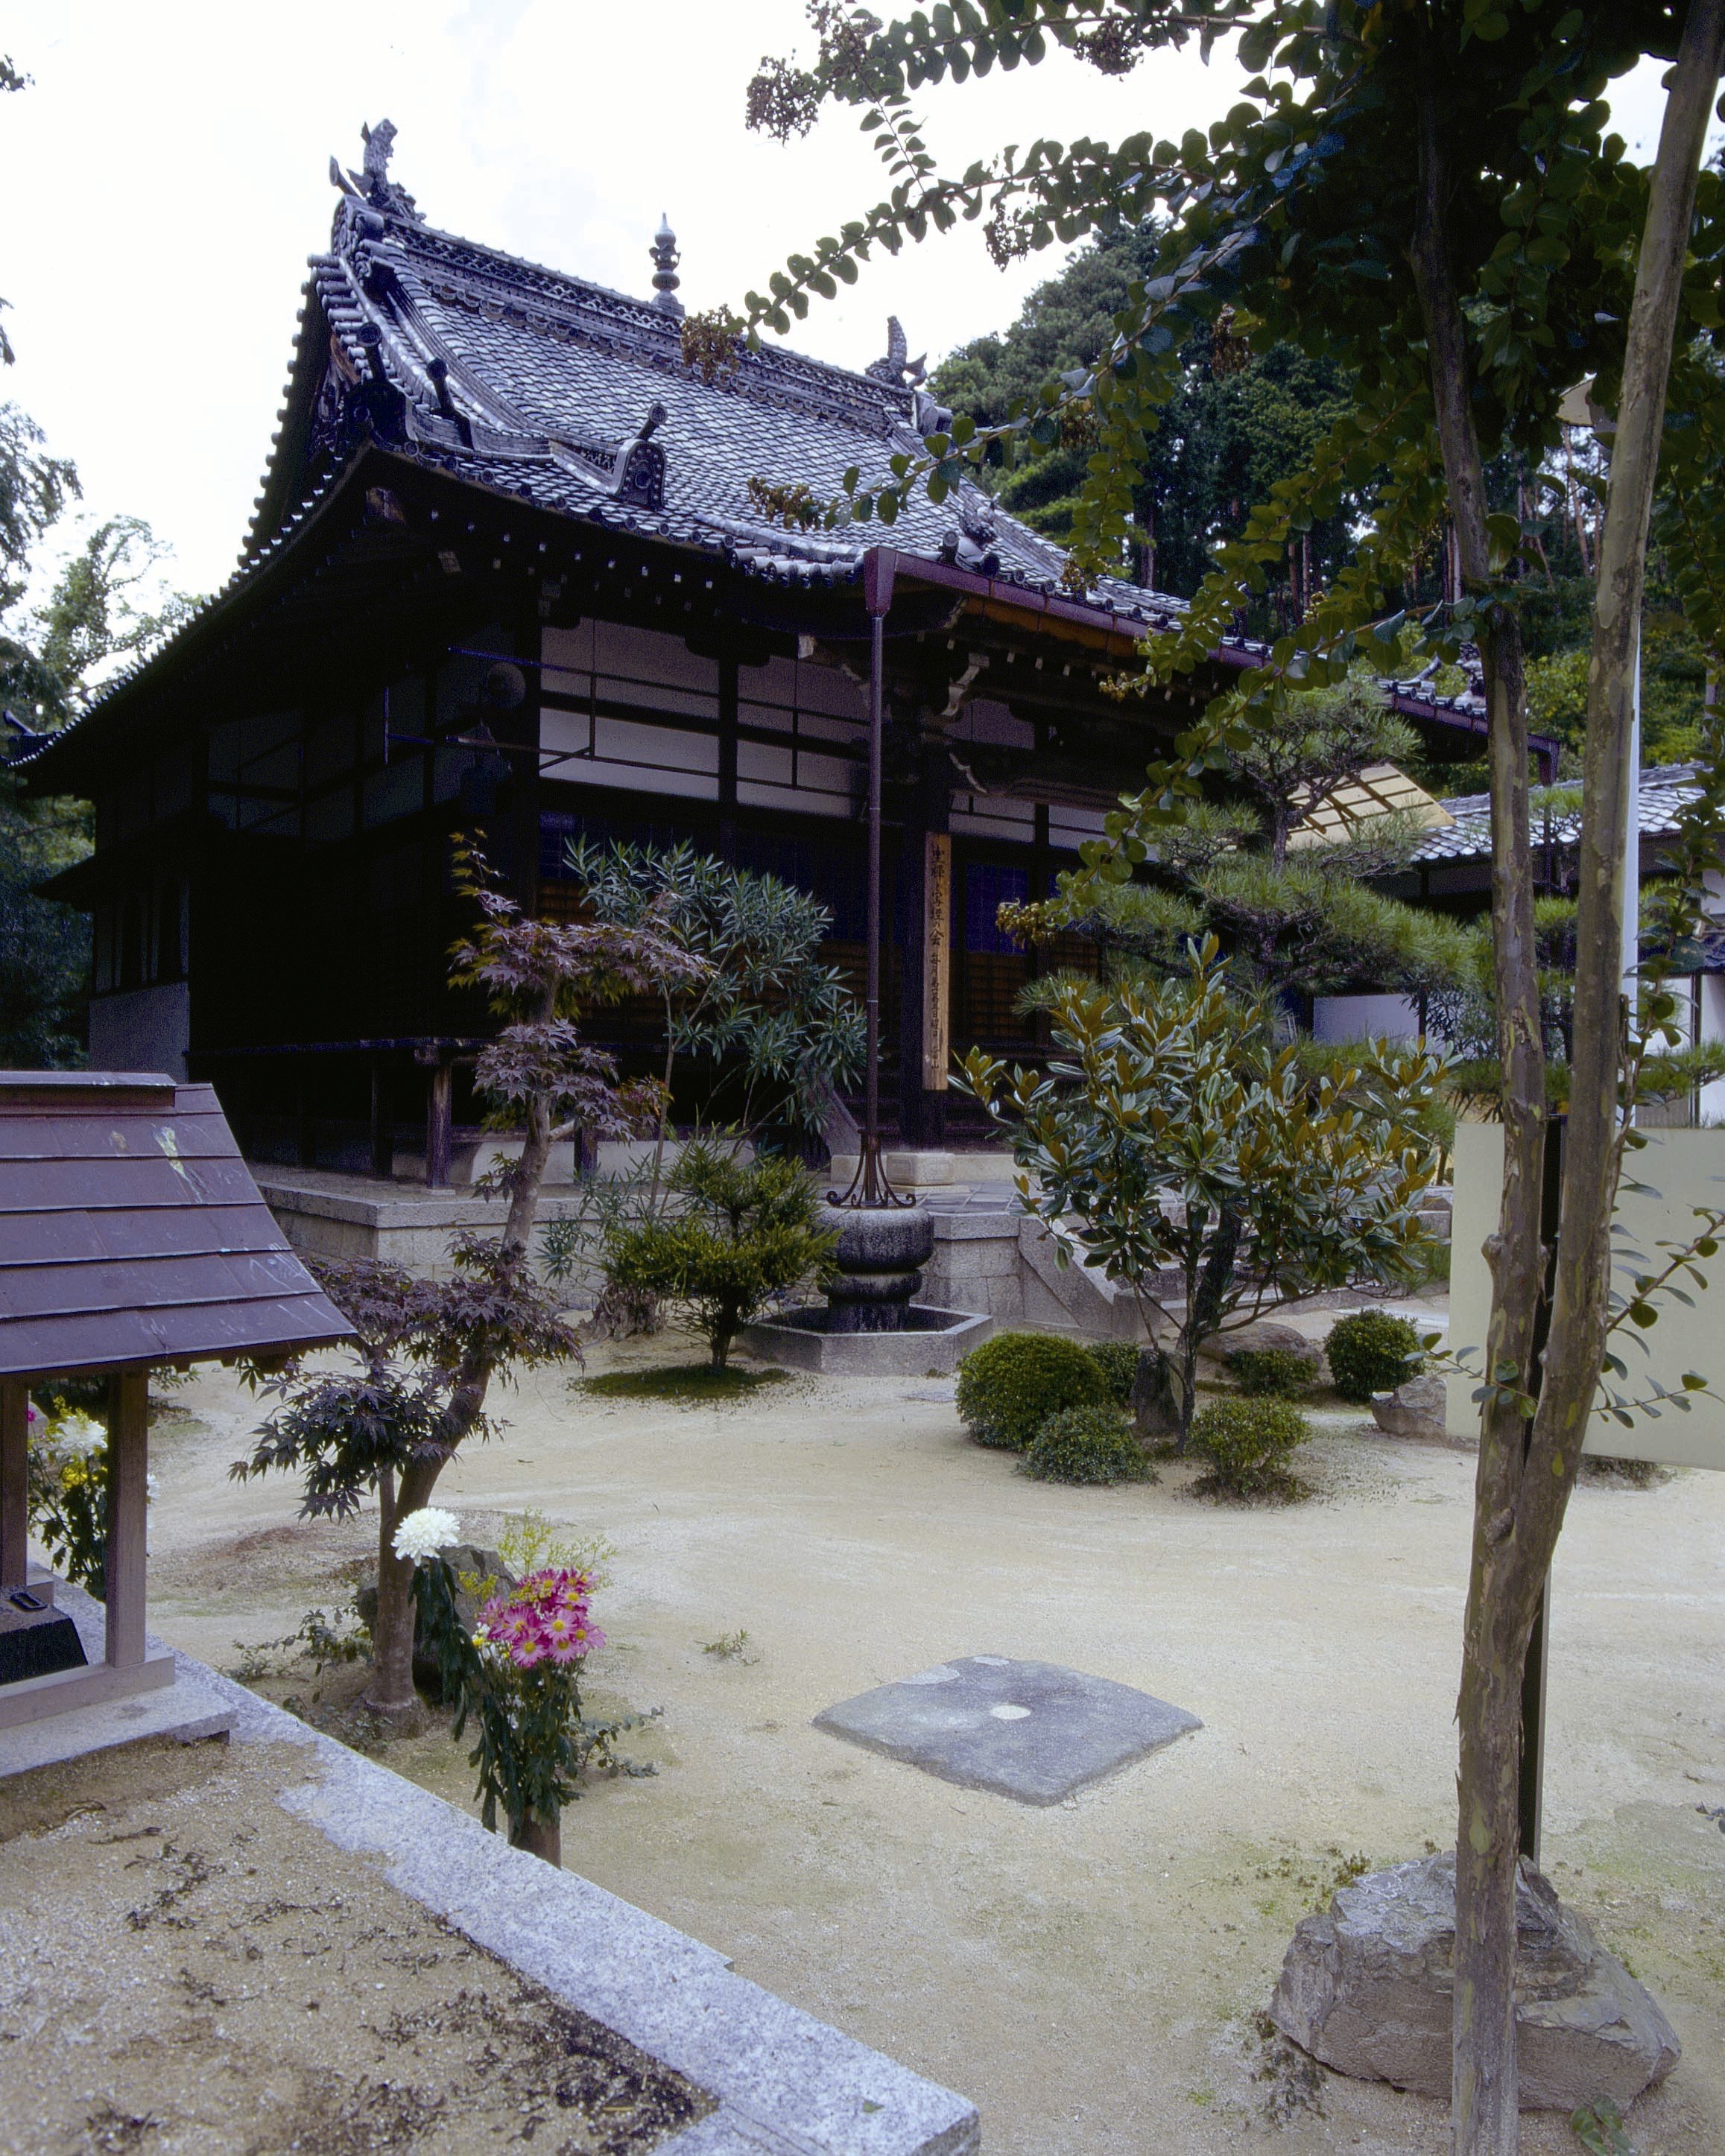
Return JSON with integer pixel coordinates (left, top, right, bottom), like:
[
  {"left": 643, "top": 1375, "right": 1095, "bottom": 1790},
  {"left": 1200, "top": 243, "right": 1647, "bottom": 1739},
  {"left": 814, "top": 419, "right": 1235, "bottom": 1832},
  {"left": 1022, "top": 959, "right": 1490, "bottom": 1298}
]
[
  {"left": 955, "top": 1331, "right": 1110, "bottom": 1450},
  {"left": 1085, "top": 1340, "right": 1142, "bottom": 1408},
  {"left": 1227, "top": 1345, "right": 1319, "bottom": 1400},
  {"left": 1189, "top": 1397, "right": 1311, "bottom": 1497},
  {"left": 1023, "top": 1406, "right": 1153, "bottom": 1486},
  {"left": 1325, "top": 1308, "right": 1424, "bottom": 1404}
]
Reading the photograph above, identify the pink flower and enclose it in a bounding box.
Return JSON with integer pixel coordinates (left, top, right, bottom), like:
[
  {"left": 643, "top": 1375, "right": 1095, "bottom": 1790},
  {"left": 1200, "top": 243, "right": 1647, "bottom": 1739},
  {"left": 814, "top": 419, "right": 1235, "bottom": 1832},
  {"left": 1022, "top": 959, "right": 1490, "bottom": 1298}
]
[{"left": 478, "top": 1565, "right": 601, "bottom": 1670}]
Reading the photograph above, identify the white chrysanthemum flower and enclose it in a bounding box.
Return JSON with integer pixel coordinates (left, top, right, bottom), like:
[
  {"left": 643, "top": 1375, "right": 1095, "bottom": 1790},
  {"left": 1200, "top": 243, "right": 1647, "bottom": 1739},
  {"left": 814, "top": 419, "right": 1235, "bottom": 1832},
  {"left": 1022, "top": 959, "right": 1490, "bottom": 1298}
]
[
  {"left": 392, "top": 1506, "right": 461, "bottom": 1563},
  {"left": 55, "top": 1412, "right": 107, "bottom": 1458}
]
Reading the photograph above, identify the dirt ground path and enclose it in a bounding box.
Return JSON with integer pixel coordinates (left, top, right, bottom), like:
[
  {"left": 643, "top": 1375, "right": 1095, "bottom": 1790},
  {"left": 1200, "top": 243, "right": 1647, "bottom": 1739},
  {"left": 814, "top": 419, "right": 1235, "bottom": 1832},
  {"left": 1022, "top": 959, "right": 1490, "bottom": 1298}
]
[
  {"left": 0, "top": 1737, "right": 707, "bottom": 2155},
  {"left": 127, "top": 1322, "right": 1725, "bottom": 2156}
]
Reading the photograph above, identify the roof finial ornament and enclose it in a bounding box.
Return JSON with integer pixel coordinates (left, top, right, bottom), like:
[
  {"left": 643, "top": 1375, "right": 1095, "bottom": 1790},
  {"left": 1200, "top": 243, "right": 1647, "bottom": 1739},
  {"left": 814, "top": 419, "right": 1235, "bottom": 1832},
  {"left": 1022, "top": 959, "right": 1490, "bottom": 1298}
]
[
  {"left": 864, "top": 314, "right": 952, "bottom": 438},
  {"left": 865, "top": 316, "right": 927, "bottom": 389},
  {"left": 328, "top": 118, "right": 423, "bottom": 223},
  {"left": 650, "top": 214, "right": 684, "bottom": 319}
]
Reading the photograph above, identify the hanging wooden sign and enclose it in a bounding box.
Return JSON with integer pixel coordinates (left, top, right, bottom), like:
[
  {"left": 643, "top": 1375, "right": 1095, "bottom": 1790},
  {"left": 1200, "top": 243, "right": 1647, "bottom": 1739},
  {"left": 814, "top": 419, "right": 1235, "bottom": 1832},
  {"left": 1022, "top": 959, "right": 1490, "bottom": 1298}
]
[{"left": 922, "top": 833, "right": 952, "bottom": 1091}]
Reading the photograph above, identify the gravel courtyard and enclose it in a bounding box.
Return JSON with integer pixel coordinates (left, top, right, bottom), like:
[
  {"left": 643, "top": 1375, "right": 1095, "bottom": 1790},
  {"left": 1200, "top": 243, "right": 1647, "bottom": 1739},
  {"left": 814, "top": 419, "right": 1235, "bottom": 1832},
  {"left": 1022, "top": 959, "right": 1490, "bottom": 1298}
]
[{"left": 103, "top": 1322, "right": 1725, "bottom": 2153}]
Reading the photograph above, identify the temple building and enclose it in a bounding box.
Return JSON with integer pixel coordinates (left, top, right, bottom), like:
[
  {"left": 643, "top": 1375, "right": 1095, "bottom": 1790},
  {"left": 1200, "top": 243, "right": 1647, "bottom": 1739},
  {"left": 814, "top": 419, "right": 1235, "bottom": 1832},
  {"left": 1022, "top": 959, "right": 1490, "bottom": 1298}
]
[{"left": 25, "top": 124, "right": 1513, "bottom": 1183}]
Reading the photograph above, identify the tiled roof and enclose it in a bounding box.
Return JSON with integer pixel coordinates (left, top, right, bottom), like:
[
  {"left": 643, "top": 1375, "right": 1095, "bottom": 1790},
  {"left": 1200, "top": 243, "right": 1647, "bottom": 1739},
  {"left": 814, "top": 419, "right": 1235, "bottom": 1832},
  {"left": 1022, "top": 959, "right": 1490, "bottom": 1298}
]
[
  {"left": 277, "top": 177, "right": 1183, "bottom": 628},
  {"left": 17, "top": 135, "right": 1561, "bottom": 761},
  {"left": 1413, "top": 764, "right": 1700, "bottom": 863}
]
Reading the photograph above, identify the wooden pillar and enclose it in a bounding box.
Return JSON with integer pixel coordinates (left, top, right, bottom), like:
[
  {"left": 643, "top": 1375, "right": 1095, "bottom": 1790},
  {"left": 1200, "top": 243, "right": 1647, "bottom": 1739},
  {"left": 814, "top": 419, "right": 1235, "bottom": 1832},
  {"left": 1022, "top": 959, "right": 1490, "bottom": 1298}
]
[
  {"left": 104, "top": 1369, "right": 149, "bottom": 1670},
  {"left": 370, "top": 1062, "right": 392, "bottom": 1180},
  {"left": 899, "top": 743, "right": 951, "bottom": 1145},
  {"left": 1, "top": 1378, "right": 28, "bottom": 1588},
  {"left": 716, "top": 653, "right": 738, "bottom": 865},
  {"left": 425, "top": 1058, "right": 454, "bottom": 1188},
  {"left": 509, "top": 622, "right": 542, "bottom": 914}
]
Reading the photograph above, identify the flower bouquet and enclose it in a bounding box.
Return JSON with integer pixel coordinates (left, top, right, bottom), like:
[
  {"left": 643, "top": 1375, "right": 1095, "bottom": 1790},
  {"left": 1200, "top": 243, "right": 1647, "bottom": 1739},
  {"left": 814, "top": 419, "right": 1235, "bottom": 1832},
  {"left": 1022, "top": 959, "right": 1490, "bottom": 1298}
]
[
  {"left": 25, "top": 1404, "right": 158, "bottom": 1599},
  {"left": 400, "top": 1507, "right": 607, "bottom": 1864}
]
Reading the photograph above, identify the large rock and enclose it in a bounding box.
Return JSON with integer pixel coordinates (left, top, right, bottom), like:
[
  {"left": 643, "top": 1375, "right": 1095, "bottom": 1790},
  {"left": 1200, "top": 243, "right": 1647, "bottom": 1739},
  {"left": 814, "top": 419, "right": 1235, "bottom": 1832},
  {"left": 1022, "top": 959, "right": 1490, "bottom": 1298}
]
[
  {"left": 1270, "top": 1854, "right": 1680, "bottom": 2112},
  {"left": 1198, "top": 1320, "right": 1313, "bottom": 1363},
  {"left": 357, "top": 1542, "right": 513, "bottom": 1701},
  {"left": 1130, "top": 1348, "right": 1181, "bottom": 1439},
  {"left": 1370, "top": 1372, "right": 1449, "bottom": 1441}
]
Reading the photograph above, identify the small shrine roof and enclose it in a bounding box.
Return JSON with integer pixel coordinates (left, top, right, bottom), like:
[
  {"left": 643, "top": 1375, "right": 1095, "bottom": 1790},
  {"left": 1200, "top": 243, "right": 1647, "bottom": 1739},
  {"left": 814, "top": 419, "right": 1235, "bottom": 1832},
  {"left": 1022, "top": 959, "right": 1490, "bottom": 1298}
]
[{"left": 0, "top": 1071, "right": 354, "bottom": 1377}]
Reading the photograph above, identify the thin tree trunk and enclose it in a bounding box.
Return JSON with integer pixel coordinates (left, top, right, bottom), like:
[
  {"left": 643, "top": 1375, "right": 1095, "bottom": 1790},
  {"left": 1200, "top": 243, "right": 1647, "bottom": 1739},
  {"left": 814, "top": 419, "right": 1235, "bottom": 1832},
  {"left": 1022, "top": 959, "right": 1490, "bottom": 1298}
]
[
  {"left": 649, "top": 992, "right": 676, "bottom": 1214},
  {"left": 510, "top": 1809, "right": 563, "bottom": 1865},
  {"left": 1406, "top": 42, "right": 1546, "bottom": 2152},
  {"left": 1408, "top": 11, "right": 1725, "bottom": 2149},
  {"left": 364, "top": 1453, "right": 446, "bottom": 1713},
  {"left": 367, "top": 981, "right": 564, "bottom": 1714}
]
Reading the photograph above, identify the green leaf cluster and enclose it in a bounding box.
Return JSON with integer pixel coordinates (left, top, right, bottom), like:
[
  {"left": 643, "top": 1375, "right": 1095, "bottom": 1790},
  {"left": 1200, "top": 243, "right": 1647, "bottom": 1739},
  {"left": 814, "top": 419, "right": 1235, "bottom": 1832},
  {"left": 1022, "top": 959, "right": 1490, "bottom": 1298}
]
[
  {"left": 1189, "top": 1395, "right": 1311, "bottom": 1499},
  {"left": 1022, "top": 1402, "right": 1153, "bottom": 1484},
  {"left": 569, "top": 839, "right": 866, "bottom": 1140},
  {"left": 1324, "top": 1307, "right": 1424, "bottom": 1404}
]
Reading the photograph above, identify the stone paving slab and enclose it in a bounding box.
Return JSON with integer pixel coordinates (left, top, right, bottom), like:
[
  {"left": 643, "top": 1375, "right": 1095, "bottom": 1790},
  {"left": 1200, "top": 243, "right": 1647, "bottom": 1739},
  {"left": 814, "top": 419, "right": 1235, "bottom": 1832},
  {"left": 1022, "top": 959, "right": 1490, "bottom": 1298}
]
[{"left": 814, "top": 1655, "right": 1201, "bottom": 1806}]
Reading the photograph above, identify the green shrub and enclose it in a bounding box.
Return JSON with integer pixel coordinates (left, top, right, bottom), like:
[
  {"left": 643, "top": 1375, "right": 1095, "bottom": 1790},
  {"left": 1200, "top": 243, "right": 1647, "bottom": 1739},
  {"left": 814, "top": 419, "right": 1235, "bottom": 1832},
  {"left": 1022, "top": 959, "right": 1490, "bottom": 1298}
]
[
  {"left": 1189, "top": 1397, "right": 1311, "bottom": 1497},
  {"left": 1325, "top": 1307, "right": 1424, "bottom": 1403},
  {"left": 1227, "top": 1346, "right": 1319, "bottom": 1399},
  {"left": 601, "top": 1140, "right": 833, "bottom": 1369},
  {"left": 1084, "top": 1340, "right": 1142, "bottom": 1407},
  {"left": 1022, "top": 1405, "right": 1153, "bottom": 1486},
  {"left": 955, "top": 1331, "right": 1110, "bottom": 1450}
]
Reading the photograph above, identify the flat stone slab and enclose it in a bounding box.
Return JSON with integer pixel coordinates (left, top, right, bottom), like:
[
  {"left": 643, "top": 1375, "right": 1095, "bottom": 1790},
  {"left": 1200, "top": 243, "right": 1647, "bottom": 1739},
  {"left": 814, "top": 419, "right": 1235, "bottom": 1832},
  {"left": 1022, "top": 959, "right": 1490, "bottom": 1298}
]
[{"left": 815, "top": 1655, "right": 1201, "bottom": 1805}]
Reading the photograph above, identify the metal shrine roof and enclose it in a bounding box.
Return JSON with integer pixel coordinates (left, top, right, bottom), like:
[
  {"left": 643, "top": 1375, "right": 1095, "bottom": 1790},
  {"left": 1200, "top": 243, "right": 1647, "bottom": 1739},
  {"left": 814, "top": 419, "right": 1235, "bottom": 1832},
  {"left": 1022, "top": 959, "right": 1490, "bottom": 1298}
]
[
  {"left": 0, "top": 1071, "right": 354, "bottom": 1377},
  {"left": 1412, "top": 764, "right": 1701, "bottom": 865}
]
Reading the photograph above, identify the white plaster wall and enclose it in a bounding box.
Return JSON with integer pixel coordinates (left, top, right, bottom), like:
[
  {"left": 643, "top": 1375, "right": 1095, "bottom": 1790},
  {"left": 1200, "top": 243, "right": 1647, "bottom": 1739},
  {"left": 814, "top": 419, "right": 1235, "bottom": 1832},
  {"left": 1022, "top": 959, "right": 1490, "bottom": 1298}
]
[
  {"left": 1699, "top": 974, "right": 1725, "bottom": 1127},
  {"left": 1311, "top": 992, "right": 1422, "bottom": 1044},
  {"left": 1447, "top": 1120, "right": 1725, "bottom": 1466}
]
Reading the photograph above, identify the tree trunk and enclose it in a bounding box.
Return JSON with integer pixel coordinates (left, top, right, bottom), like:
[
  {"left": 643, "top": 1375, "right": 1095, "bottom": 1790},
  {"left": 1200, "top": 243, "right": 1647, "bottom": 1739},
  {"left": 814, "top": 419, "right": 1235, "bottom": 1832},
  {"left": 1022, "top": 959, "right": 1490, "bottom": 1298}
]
[
  {"left": 1407, "top": 46, "right": 1545, "bottom": 2152},
  {"left": 1407, "top": 13, "right": 1725, "bottom": 2148},
  {"left": 509, "top": 1807, "right": 563, "bottom": 1865},
  {"left": 367, "top": 986, "right": 567, "bottom": 1715},
  {"left": 362, "top": 1453, "right": 449, "bottom": 1715}
]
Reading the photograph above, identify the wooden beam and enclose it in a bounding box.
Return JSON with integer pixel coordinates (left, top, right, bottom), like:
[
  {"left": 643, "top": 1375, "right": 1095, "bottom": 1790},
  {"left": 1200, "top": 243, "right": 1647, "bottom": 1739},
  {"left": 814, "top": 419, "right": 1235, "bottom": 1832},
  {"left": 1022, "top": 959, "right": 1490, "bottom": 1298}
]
[
  {"left": 0, "top": 1378, "right": 28, "bottom": 1589},
  {"left": 104, "top": 1369, "right": 149, "bottom": 1671},
  {"left": 921, "top": 833, "right": 953, "bottom": 1091},
  {"left": 0, "top": 1650, "right": 175, "bottom": 1731}
]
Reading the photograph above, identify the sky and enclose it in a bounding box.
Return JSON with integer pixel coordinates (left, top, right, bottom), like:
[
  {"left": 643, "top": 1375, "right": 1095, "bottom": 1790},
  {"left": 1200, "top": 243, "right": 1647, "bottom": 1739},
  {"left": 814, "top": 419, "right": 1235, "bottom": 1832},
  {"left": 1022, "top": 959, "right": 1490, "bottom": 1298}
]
[{"left": 0, "top": 3, "right": 1702, "bottom": 608}]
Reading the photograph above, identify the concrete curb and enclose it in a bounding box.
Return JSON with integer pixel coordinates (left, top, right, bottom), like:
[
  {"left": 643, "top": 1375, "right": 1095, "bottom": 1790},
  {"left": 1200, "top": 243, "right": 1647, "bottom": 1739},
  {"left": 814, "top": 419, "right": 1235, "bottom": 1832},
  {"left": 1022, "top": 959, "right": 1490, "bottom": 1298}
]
[{"left": 104, "top": 1616, "right": 978, "bottom": 2155}]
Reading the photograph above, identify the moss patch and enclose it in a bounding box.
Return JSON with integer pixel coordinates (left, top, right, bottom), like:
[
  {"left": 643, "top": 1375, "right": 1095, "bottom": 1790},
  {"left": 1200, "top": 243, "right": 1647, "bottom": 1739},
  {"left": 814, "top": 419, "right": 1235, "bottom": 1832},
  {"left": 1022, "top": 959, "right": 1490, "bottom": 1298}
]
[{"left": 578, "top": 1364, "right": 792, "bottom": 1404}]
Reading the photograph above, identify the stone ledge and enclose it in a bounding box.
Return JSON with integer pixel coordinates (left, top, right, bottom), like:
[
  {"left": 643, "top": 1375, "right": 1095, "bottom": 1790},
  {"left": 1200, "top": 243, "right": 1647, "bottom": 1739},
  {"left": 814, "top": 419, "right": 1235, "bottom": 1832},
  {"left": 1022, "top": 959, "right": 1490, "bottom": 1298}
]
[
  {"left": 929, "top": 1214, "right": 1021, "bottom": 1243},
  {"left": 54, "top": 1614, "right": 980, "bottom": 2155}
]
